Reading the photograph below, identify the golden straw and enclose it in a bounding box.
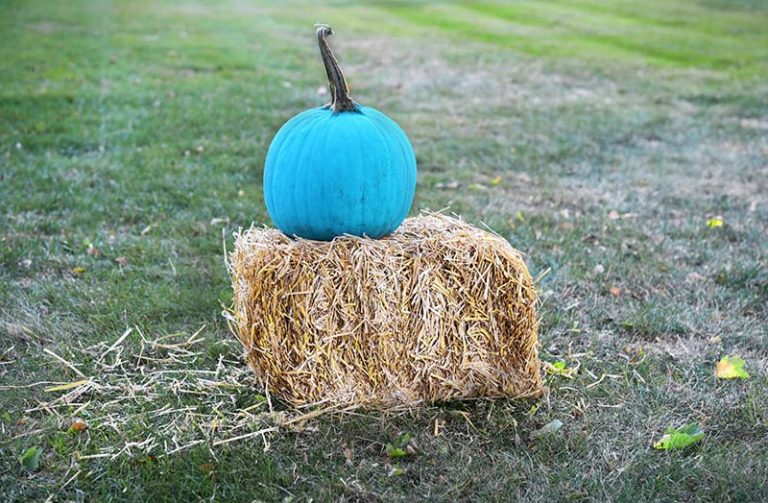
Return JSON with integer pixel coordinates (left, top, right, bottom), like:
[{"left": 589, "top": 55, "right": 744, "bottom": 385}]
[{"left": 228, "top": 213, "right": 542, "bottom": 409}]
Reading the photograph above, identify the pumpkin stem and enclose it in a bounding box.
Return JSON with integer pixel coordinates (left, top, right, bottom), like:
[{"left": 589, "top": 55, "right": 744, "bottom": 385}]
[{"left": 315, "top": 24, "right": 357, "bottom": 113}]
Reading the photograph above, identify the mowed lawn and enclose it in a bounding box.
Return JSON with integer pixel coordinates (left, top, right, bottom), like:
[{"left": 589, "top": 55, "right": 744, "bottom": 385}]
[{"left": 2, "top": 0, "right": 767, "bottom": 500}]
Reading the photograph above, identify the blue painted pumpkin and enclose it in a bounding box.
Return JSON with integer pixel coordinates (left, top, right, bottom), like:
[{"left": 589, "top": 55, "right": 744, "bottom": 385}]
[{"left": 263, "top": 25, "right": 417, "bottom": 241}]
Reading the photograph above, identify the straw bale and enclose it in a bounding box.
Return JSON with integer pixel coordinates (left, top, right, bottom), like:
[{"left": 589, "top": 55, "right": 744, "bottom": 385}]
[{"left": 228, "top": 213, "right": 542, "bottom": 408}]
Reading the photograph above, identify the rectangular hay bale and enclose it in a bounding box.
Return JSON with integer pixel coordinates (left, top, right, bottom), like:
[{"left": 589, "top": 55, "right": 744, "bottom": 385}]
[{"left": 228, "top": 214, "right": 542, "bottom": 408}]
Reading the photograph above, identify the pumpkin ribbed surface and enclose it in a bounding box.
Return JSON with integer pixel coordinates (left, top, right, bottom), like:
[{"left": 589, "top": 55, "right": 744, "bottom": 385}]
[{"left": 263, "top": 105, "right": 417, "bottom": 241}]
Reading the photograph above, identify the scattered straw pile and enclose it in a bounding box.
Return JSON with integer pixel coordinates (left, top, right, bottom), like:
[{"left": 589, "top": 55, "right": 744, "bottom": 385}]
[{"left": 228, "top": 213, "right": 542, "bottom": 408}]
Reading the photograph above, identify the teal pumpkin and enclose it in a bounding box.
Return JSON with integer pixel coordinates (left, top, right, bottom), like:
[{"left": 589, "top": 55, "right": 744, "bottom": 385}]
[{"left": 263, "top": 25, "right": 417, "bottom": 241}]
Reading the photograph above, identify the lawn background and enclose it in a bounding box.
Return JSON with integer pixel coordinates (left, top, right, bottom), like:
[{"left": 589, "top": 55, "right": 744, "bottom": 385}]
[{"left": 1, "top": 0, "right": 767, "bottom": 500}]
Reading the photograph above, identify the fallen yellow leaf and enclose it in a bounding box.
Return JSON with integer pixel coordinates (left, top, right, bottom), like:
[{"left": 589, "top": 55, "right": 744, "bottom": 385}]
[
  {"left": 715, "top": 356, "right": 749, "bottom": 379},
  {"left": 706, "top": 217, "right": 724, "bottom": 228},
  {"left": 543, "top": 360, "right": 578, "bottom": 378}
]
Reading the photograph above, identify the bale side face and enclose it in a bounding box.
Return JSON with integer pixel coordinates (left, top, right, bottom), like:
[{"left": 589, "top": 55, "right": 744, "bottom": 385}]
[{"left": 229, "top": 214, "right": 541, "bottom": 408}]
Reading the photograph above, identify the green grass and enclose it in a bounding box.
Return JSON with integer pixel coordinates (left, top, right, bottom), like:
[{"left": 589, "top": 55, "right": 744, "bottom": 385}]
[{"left": 2, "top": 0, "right": 767, "bottom": 500}]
